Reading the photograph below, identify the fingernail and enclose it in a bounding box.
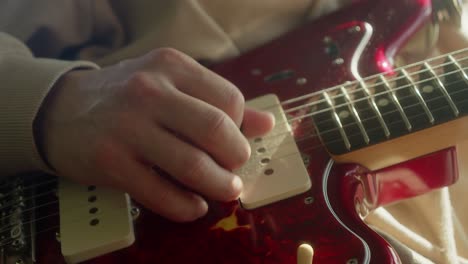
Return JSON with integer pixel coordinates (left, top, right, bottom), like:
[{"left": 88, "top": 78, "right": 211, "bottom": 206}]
[
  {"left": 265, "top": 112, "right": 276, "bottom": 126},
  {"left": 245, "top": 139, "right": 252, "bottom": 158},
  {"left": 198, "top": 198, "right": 209, "bottom": 215},
  {"left": 192, "top": 194, "right": 209, "bottom": 218},
  {"left": 232, "top": 176, "right": 243, "bottom": 193}
]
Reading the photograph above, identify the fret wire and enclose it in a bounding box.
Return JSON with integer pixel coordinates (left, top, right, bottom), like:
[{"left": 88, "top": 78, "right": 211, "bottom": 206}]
[
  {"left": 423, "top": 62, "right": 459, "bottom": 116},
  {"left": 289, "top": 74, "right": 468, "bottom": 147},
  {"left": 448, "top": 55, "right": 468, "bottom": 82},
  {"left": 339, "top": 86, "right": 370, "bottom": 144},
  {"left": 323, "top": 92, "right": 351, "bottom": 150},
  {"left": 290, "top": 80, "right": 468, "bottom": 158},
  {"left": 401, "top": 69, "right": 435, "bottom": 124},
  {"left": 318, "top": 87, "right": 468, "bottom": 153},
  {"left": 378, "top": 75, "right": 412, "bottom": 131},
  {"left": 287, "top": 65, "right": 467, "bottom": 128},
  {"left": 359, "top": 80, "right": 390, "bottom": 137}
]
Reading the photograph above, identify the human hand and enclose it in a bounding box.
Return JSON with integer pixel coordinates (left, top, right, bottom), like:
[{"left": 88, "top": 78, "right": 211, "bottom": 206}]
[{"left": 36, "top": 48, "right": 274, "bottom": 222}]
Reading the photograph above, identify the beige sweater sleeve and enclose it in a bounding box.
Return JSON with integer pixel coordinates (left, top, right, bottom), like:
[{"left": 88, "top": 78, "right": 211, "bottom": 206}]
[{"left": 0, "top": 32, "right": 98, "bottom": 177}]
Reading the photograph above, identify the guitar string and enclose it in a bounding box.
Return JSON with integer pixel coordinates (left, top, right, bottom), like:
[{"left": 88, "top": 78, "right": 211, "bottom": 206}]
[
  {"left": 0, "top": 173, "right": 55, "bottom": 193},
  {"left": 252, "top": 65, "right": 468, "bottom": 144},
  {"left": 0, "top": 182, "right": 58, "bottom": 214},
  {"left": 291, "top": 70, "right": 468, "bottom": 141},
  {"left": 250, "top": 83, "right": 468, "bottom": 160},
  {"left": 0, "top": 72, "right": 466, "bottom": 224},
  {"left": 297, "top": 99, "right": 461, "bottom": 154},
  {"left": 266, "top": 76, "right": 468, "bottom": 156},
  {"left": 1, "top": 83, "right": 468, "bottom": 237},
  {"left": 0, "top": 171, "right": 57, "bottom": 194},
  {"left": 257, "top": 61, "right": 468, "bottom": 134},
  {"left": 0, "top": 199, "right": 60, "bottom": 233},
  {"left": 0, "top": 178, "right": 57, "bottom": 202},
  {"left": 249, "top": 52, "right": 468, "bottom": 134}
]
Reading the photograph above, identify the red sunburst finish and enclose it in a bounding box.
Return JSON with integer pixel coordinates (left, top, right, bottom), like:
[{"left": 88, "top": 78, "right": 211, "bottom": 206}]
[{"left": 36, "top": 0, "right": 459, "bottom": 263}]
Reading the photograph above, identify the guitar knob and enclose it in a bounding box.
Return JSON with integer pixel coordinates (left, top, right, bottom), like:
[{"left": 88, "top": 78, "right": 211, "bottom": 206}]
[{"left": 297, "top": 243, "right": 314, "bottom": 264}]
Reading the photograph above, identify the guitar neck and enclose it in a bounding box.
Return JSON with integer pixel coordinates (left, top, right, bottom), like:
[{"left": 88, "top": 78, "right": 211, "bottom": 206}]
[{"left": 301, "top": 48, "right": 468, "bottom": 159}]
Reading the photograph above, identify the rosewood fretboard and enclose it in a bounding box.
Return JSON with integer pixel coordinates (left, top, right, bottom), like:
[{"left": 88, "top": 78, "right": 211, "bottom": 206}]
[{"left": 290, "top": 48, "right": 468, "bottom": 155}]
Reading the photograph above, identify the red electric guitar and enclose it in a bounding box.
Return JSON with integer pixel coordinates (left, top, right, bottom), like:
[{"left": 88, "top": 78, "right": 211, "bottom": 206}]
[{"left": 1, "top": 0, "right": 467, "bottom": 263}]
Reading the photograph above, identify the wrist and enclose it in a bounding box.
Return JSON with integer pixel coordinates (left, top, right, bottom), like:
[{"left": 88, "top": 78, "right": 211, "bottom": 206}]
[{"left": 32, "top": 69, "right": 90, "bottom": 172}]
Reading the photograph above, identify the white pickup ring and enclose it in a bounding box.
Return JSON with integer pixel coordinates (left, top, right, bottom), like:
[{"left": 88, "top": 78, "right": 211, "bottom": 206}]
[
  {"left": 236, "top": 94, "right": 311, "bottom": 209},
  {"left": 59, "top": 179, "right": 135, "bottom": 264}
]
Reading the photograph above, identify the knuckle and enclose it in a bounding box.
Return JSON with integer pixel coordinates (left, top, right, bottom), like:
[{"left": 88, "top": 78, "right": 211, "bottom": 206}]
[
  {"left": 233, "top": 144, "right": 250, "bottom": 169},
  {"left": 151, "top": 47, "right": 187, "bottom": 67},
  {"left": 150, "top": 47, "right": 203, "bottom": 79},
  {"left": 204, "top": 110, "right": 250, "bottom": 169},
  {"left": 127, "top": 71, "right": 150, "bottom": 87},
  {"left": 206, "top": 111, "right": 229, "bottom": 141},
  {"left": 224, "top": 85, "right": 245, "bottom": 117},
  {"left": 126, "top": 72, "right": 152, "bottom": 92},
  {"left": 124, "top": 72, "right": 163, "bottom": 101},
  {"left": 182, "top": 152, "right": 209, "bottom": 186}
]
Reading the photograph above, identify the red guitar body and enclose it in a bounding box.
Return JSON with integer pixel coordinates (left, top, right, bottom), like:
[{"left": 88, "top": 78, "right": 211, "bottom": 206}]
[{"left": 36, "top": 0, "right": 459, "bottom": 263}]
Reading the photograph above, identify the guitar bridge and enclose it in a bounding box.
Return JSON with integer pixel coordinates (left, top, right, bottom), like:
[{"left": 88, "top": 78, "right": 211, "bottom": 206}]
[
  {"left": 236, "top": 94, "right": 311, "bottom": 209},
  {"left": 0, "top": 176, "right": 35, "bottom": 264}
]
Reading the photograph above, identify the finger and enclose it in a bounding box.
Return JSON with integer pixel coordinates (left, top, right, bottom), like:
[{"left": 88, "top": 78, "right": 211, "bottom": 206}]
[
  {"left": 241, "top": 107, "right": 275, "bottom": 138},
  {"left": 104, "top": 148, "right": 209, "bottom": 222},
  {"left": 157, "top": 88, "right": 250, "bottom": 169},
  {"left": 135, "top": 122, "right": 243, "bottom": 202},
  {"left": 148, "top": 48, "right": 245, "bottom": 126}
]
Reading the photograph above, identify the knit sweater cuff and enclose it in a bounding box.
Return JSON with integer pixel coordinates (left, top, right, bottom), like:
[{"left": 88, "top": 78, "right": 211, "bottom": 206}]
[{"left": 0, "top": 56, "right": 98, "bottom": 177}]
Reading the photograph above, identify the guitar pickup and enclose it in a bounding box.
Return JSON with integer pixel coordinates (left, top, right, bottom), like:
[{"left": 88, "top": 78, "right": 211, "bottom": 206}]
[
  {"left": 236, "top": 94, "right": 311, "bottom": 209},
  {"left": 58, "top": 179, "right": 135, "bottom": 264}
]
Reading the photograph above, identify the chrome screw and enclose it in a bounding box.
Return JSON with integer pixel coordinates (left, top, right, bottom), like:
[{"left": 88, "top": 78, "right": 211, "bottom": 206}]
[
  {"left": 296, "top": 78, "right": 307, "bottom": 85},
  {"left": 55, "top": 232, "right": 61, "bottom": 243},
  {"left": 333, "top": 58, "right": 344, "bottom": 65},
  {"left": 304, "top": 197, "right": 314, "bottom": 205},
  {"left": 348, "top": 26, "right": 361, "bottom": 33},
  {"left": 131, "top": 206, "right": 141, "bottom": 220}
]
